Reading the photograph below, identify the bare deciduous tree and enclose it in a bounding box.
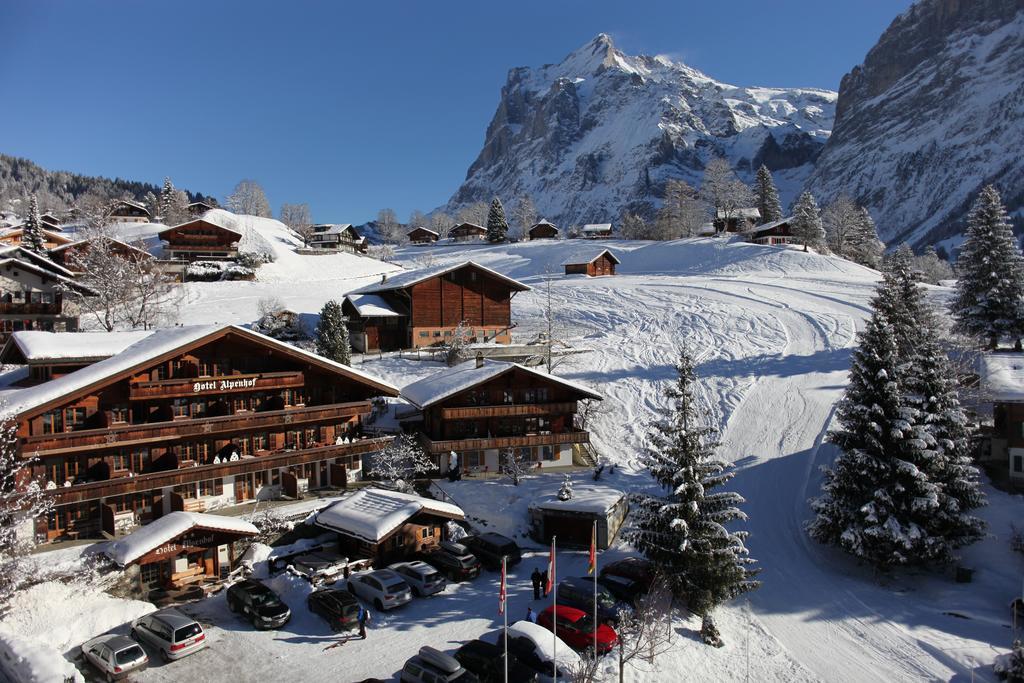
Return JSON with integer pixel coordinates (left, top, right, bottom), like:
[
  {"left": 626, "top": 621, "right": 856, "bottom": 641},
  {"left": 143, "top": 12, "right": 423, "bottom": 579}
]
[
  {"left": 508, "top": 196, "right": 538, "bottom": 242},
  {"left": 822, "top": 195, "right": 860, "bottom": 256},
  {"left": 455, "top": 201, "right": 489, "bottom": 227},
  {"left": 279, "top": 203, "right": 312, "bottom": 242},
  {"left": 657, "top": 179, "right": 707, "bottom": 239},
  {"left": 620, "top": 213, "right": 653, "bottom": 240},
  {"left": 614, "top": 575, "right": 675, "bottom": 682},
  {"left": 700, "top": 158, "right": 754, "bottom": 234},
  {"left": 226, "top": 179, "right": 272, "bottom": 217},
  {"left": 376, "top": 208, "right": 403, "bottom": 244},
  {"left": 368, "top": 434, "right": 436, "bottom": 492}
]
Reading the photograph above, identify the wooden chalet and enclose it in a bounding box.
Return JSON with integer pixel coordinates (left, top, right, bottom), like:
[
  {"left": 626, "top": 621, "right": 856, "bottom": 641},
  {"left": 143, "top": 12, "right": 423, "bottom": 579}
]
[
  {"left": 187, "top": 201, "right": 216, "bottom": 217},
  {"left": 4, "top": 324, "right": 399, "bottom": 543},
  {"left": 308, "top": 224, "right": 367, "bottom": 253},
  {"left": 105, "top": 511, "right": 258, "bottom": 592},
  {"left": 528, "top": 220, "right": 559, "bottom": 240},
  {"left": 0, "top": 249, "right": 89, "bottom": 339},
  {"left": 562, "top": 249, "right": 619, "bottom": 277},
  {"left": 343, "top": 261, "right": 530, "bottom": 353},
  {"left": 39, "top": 212, "right": 62, "bottom": 231},
  {"left": 109, "top": 199, "right": 151, "bottom": 224},
  {"left": 448, "top": 222, "right": 487, "bottom": 242},
  {"left": 407, "top": 226, "right": 440, "bottom": 245},
  {"left": 747, "top": 216, "right": 794, "bottom": 246},
  {"left": 0, "top": 227, "right": 73, "bottom": 250},
  {"left": 48, "top": 237, "right": 154, "bottom": 273},
  {"left": 714, "top": 207, "right": 761, "bottom": 233},
  {"left": 314, "top": 488, "right": 464, "bottom": 565},
  {"left": 580, "top": 223, "right": 613, "bottom": 239},
  {"left": 158, "top": 218, "right": 242, "bottom": 262},
  {"left": 982, "top": 354, "right": 1024, "bottom": 486},
  {"left": 401, "top": 357, "right": 602, "bottom": 474}
]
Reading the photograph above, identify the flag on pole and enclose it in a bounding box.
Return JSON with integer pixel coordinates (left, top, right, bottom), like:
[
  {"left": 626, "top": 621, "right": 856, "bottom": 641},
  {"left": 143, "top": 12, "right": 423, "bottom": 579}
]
[
  {"left": 587, "top": 521, "right": 597, "bottom": 575},
  {"left": 498, "top": 556, "right": 507, "bottom": 615},
  {"left": 546, "top": 538, "right": 555, "bottom": 594}
]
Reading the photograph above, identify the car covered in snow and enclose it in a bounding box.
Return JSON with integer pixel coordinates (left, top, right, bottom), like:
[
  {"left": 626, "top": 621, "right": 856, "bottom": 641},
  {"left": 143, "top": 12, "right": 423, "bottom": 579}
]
[
  {"left": 401, "top": 645, "right": 479, "bottom": 682},
  {"left": 130, "top": 608, "right": 207, "bottom": 662},
  {"left": 454, "top": 638, "right": 540, "bottom": 683},
  {"left": 389, "top": 560, "right": 447, "bottom": 596},
  {"left": 460, "top": 532, "right": 521, "bottom": 570},
  {"left": 226, "top": 579, "right": 292, "bottom": 630},
  {"left": 420, "top": 542, "right": 482, "bottom": 581},
  {"left": 289, "top": 552, "right": 353, "bottom": 584},
  {"left": 307, "top": 587, "right": 360, "bottom": 631},
  {"left": 536, "top": 605, "right": 617, "bottom": 655},
  {"left": 348, "top": 568, "right": 413, "bottom": 610},
  {"left": 506, "top": 620, "right": 581, "bottom": 682},
  {"left": 81, "top": 634, "right": 148, "bottom": 682}
]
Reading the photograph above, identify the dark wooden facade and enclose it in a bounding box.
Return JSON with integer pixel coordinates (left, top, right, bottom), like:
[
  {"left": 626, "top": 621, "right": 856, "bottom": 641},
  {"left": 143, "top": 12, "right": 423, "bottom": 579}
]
[
  {"left": 49, "top": 238, "right": 153, "bottom": 273},
  {"left": 407, "top": 227, "right": 440, "bottom": 244},
  {"left": 333, "top": 511, "right": 453, "bottom": 566},
  {"left": 12, "top": 326, "right": 397, "bottom": 542},
  {"left": 109, "top": 200, "right": 151, "bottom": 223},
  {"left": 448, "top": 223, "right": 486, "bottom": 242},
  {"left": 564, "top": 250, "right": 619, "bottom": 277},
  {"left": 748, "top": 219, "right": 793, "bottom": 246},
  {"left": 158, "top": 219, "right": 241, "bottom": 261},
  {"left": 528, "top": 222, "right": 559, "bottom": 240}
]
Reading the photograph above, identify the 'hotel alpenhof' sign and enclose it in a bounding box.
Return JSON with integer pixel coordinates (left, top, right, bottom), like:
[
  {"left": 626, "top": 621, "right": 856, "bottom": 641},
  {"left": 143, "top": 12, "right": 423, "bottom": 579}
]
[{"left": 192, "top": 376, "right": 260, "bottom": 394}]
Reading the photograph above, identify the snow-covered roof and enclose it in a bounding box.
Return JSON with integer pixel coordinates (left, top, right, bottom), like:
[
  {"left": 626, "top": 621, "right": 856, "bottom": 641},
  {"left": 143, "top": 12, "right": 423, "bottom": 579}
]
[
  {"left": 560, "top": 249, "right": 620, "bottom": 266},
  {"left": 314, "top": 488, "right": 464, "bottom": 543},
  {"left": 716, "top": 207, "right": 761, "bottom": 220},
  {"left": 0, "top": 245, "right": 77, "bottom": 278},
  {"left": 2, "top": 323, "right": 399, "bottom": 417},
  {"left": 581, "top": 223, "right": 612, "bottom": 233},
  {"left": 312, "top": 223, "right": 355, "bottom": 236},
  {"left": 105, "top": 511, "right": 258, "bottom": 566},
  {"left": 529, "top": 486, "right": 626, "bottom": 515},
  {"left": 982, "top": 353, "right": 1024, "bottom": 402},
  {"left": 401, "top": 358, "right": 602, "bottom": 410},
  {"left": 3, "top": 330, "right": 154, "bottom": 363},
  {"left": 345, "top": 293, "right": 405, "bottom": 318},
  {"left": 161, "top": 214, "right": 243, "bottom": 239},
  {"left": 109, "top": 199, "right": 150, "bottom": 214},
  {"left": 408, "top": 226, "right": 439, "bottom": 236},
  {"left": 507, "top": 620, "right": 581, "bottom": 670},
  {"left": 753, "top": 216, "right": 794, "bottom": 232},
  {"left": 449, "top": 222, "right": 486, "bottom": 234},
  {"left": 48, "top": 237, "right": 152, "bottom": 258},
  {"left": 0, "top": 256, "right": 89, "bottom": 291},
  {"left": 352, "top": 261, "right": 531, "bottom": 295},
  {"left": 529, "top": 220, "right": 559, "bottom": 231}
]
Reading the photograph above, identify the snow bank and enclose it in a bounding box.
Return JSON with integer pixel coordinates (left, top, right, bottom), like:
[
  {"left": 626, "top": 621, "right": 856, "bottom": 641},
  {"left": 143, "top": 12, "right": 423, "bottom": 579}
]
[
  {"left": 0, "top": 633, "right": 82, "bottom": 682},
  {"left": 981, "top": 353, "right": 1024, "bottom": 402}
]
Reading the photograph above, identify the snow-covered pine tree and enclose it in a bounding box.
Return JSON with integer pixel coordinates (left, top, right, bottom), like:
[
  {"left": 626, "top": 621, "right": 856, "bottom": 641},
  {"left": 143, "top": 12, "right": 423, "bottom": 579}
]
[
  {"left": 628, "top": 348, "right": 759, "bottom": 623},
  {"left": 753, "top": 165, "right": 783, "bottom": 225},
  {"left": 557, "top": 474, "right": 573, "bottom": 501},
  {"left": 844, "top": 206, "right": 885, "bottom": 269},
  {"left": 159, "top": 177, "right": 175, "bottom": 222},
  {"left": 315, "top": 300, "right": 351, "bottom": 365},
  {"left": 21, "top": 194, "right": 46, "bottom": 254},
  {"left": 791, "top": 191, "right": 825, "bottom": 253},
  {"left": 485, "top": 197, "right": 509, "bottom": 243},
  {"left": 951, "top": 185, "right": 1024, "bottom": 349}
]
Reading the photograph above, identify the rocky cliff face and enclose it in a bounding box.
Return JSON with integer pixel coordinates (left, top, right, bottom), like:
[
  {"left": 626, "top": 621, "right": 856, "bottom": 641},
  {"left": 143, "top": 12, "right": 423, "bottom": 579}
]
[
  {"left": 444, "top": 35, "right": 836, "bottom": 226},
  {"left": 805, "top": 0, "right": 1024, "bottom": 247}
]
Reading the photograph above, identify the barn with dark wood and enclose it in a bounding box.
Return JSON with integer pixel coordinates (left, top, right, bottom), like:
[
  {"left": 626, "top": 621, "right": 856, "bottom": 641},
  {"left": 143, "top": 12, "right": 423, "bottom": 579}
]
[
  {"left": 747, "top": 216, "right": 794, "bottom": 246},
  {"left": 448, "top": 223, "right": 487, "bottom": 242},
  {"left": 158, "top": 218, "right": 242, "bottom": 262},
  {"left": 562, "top": 249, "right": 620, "bottom": 277},
  {"left": 108, "top": 199, "right": 151, "bottom": 224},
  {"left": 343, "top": 261, "right": 530, "bottom": 352},
  {"left": 527, "top": 220, "right": 559, "bottom": 240},
  {"left": 407, "top": 227, "right": 440, "bottom": 244}
]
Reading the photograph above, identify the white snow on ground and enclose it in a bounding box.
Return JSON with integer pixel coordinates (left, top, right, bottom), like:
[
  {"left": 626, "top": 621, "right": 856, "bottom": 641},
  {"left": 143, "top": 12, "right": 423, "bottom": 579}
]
[{"left": 15, "top": 234, "right": 1023, "bottom": 681}]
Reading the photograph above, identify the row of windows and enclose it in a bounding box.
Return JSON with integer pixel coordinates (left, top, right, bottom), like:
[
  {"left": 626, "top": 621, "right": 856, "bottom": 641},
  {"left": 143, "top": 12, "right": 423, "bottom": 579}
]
[
  {"left": 458, "top": 446, "right": 556, "bottom": 469},
  {"left": 0, "top": 318, "right": 68, "bottom": 333},
  {"left": 0, "top": 291, "right": 56, "bottom": 304},
  {"left": 448, "top": 416, "right": 554, "bottom": 439},
  {"left": 461, "top": 387, "right": 551, "bottom": 406},
  {"left": 418, "top": 329, "right": 504, "bottom": 339}
]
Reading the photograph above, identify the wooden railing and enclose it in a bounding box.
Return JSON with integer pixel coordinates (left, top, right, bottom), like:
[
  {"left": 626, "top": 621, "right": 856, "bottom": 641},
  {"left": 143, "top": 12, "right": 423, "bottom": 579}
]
[
  {"left": 42, "top": 437, "right": 392, "bottom": 505},
  {"left": 440, "top": 401, "right": 577, "bottom": 420},
  {"left": 419, "top": 431, "right": 590, "bottom": 455},
  {"left": 129, "top": 371, "right": 304, "bottom": 400},
  {"left": 22, "top": 401, "right": 372, "bottom": 455}
]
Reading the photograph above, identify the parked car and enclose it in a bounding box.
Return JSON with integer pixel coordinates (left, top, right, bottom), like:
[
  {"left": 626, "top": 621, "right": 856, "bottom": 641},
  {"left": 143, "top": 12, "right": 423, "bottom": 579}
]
[
  {"left": 556, "top": 577, "right": 619, "bottom": 625},
  {"left": 290, "top": 552, "right": 352, "bottom": 584},
  {"left": 421, "top": 542, "right": 482, "bottom": 581},
  {"left": 348, "top": 569, "right": 413, "bottom": 610},
  {"left": 401, "top": 645, "right": 479, "bottom": 682},
  {"left": 389, "top": 560, "right": 447, "bottom": 596},
  {"left": 307, "top": 588, "right": 360, "bottom": 631},
  {"left": 454, "top": 639, "right": 540, "bottom": 683},
  {"left": 130, "top": 608, "right": 207, "bottom": 662},
  {"left": 599, "top": 557, "right": 654, "bottom": 591},
  {"left": 81, "top": 634, "right": 148, "bottom": 682},
  {"left": 579, "top": 573, "right": 645, "bottom": 606},
  {"left": 226, "top": 579, "right": 292, "bottom": 630},
  {"left": 506, "top": 620, "right": 581, "bottom": 682},
  {"left": 536, "top": 605, "right": 617, "bottom": 655},
  {"left": 461, "top": 532, "right": 522, "bottom": 569}
]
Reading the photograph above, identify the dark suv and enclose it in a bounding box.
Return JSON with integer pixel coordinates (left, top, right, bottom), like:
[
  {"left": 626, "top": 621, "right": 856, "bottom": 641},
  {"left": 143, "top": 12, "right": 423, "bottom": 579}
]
[
  {"left": 454, "top": 639, "right": 539, "bottom": 683},
  {"left": 226, "top": 579, "right": 292, "bottom": 630},
  {"left": 420, "top": 542, "right": 481, "bottom": 581},
  {"left": 461, "top": 533, "right": 521, "bottom": 570},
  {"left": 307, "top": 588, "right": 360, "bottom": 631}
]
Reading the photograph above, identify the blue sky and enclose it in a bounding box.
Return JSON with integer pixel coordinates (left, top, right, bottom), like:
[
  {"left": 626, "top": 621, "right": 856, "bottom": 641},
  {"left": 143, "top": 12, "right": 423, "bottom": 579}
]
[{"left": 0, "top": 0, "right": 912, "bottom": 224}]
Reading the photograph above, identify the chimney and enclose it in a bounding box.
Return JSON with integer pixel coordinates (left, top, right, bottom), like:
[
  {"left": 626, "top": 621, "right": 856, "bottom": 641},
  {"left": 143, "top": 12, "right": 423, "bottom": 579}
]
[{"left": 475, "top": 352, "right": 484, "bottom": 369}]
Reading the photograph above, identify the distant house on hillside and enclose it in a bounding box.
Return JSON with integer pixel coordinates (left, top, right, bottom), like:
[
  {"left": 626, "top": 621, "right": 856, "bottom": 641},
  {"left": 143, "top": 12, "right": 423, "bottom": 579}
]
[
  {"left": 448, "top": 223, "right": 487, "bottom": 242},
  {"left": 308, "top": 224, "right": 367, "bottom": 253},
  {"left": 528, "top": 220, "right": 559, "bottom": 241},
  {"left": 407, "top": 226, "right": 440, "bottom": 245},
  {"left": 39, "top": 212, "right": 62, "bottom": 231},
  {"left": 714, "top": 207, "right": 761, "bottom": 233},
  {"left": 49, "top": 237, "right": 154, "bottom": 273},
  {"left": 108, "top": 199, "right": 151, "bottom": 224},
  {"left": 342, "top": 261, "right": 530, "bottom": 353},
  {"left": 747, "top": 217, "right": 794, "bottom": 246},
  {"left": 982, "top": 353, "right": 1024, "bottom": 485},
  {"left": 187, "top": 200, "right": 216, "bottom": 217},
  {"left": 0, "top": 250, "right": 91, "bottom": 339},
  {"left": 0, "top": 227, "right": 72, "bottom": 250},
  {"left": 580, "top": 223, "right": 612, "bottom": 239},
  {"left": 563, "top": 249, "right": 619, "bottom": 277},
  {"left": 158, "top": 217, "right": 241, "bottom": 262}
]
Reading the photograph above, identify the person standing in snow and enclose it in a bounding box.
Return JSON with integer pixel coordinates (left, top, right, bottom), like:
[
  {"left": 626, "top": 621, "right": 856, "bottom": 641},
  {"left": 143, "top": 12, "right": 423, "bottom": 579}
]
[
  {"left": 531, "top": 567, "right": 542, "bottom": 600},
  {"left": 540, "top": 569, "right": 549, "bottom": 598},
  {"left": 358, "top": 605, "right": 371, "bottom": 639}
]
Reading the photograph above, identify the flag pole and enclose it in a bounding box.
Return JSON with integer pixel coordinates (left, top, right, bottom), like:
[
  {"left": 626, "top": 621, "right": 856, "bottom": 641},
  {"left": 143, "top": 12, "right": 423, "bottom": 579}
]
[
  {"left": 503, "top": 555, "right": 508, "bottom": 683},
  {"left": 551, "top": 535, "right": 557, "bottom": 682},
  {"left": 592, "top": 520, "right": 598, "bottom": 661}
]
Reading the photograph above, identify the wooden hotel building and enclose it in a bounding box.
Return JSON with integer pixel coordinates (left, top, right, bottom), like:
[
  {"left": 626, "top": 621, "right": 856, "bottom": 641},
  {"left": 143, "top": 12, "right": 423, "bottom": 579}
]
[
  {"left": 158, "top": 217, "right": 242, "bottom": 262},
  {"left": 6, "top": 324, "right": 399, "bottom": 542}
]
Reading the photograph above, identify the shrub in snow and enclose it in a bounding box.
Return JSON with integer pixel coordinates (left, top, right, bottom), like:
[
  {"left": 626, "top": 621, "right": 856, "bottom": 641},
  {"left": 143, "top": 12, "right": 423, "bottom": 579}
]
[
  {"left": 995, "top": 640, "right": 1024, "bottom": 681},
  {"left": 700, "top": 614, "right": 724, "bottom": 648},
  {"left": 368, "top": 434, "right": 436, "bottom": 492},
  {"left": 250, "top": 510, "right": 295, "bottom": 545},
  {"left": 951, "top": 185, "right": 1024, "bottom": 350},
  {"left": 185, "top": 260, "right": 226, "bottom": 281},
  {"left": 809, "top": 248, "right": 986, "bottom": 569},
  {"left": 237, "top": 249, "right": 273, "bottom": 269},
  {"left": 557, "top": 474, "right": 573, "bottom": 501},
  {"left": 445, "top": 320, "right": 472, "bottom": 366},
  {"left": 628, "top": 347, "right": 759, "bottom": 620},
  {"left": 222, "top": 264, "right": 256, "bottom": 280},
  {"left": 252, "top": 303, "right": 308, "bottom": 343},
  {"left": 315, "top": 300, "right": 351, "bottom": 365}
]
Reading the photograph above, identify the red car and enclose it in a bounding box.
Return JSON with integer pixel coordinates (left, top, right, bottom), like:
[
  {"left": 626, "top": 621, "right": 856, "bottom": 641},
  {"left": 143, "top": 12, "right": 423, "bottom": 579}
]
[{"left": 536, "top": 605, "right": 617, "bottom": 655}]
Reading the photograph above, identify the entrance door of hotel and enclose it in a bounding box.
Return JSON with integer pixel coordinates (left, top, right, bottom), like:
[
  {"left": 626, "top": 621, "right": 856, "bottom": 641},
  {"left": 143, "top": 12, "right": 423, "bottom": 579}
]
[{"left": 234, "top": 475, "right": 253, "bottom": 502}]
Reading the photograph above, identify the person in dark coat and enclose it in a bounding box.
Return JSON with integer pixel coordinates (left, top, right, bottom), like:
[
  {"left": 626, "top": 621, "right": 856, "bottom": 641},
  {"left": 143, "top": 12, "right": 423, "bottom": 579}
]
[
  {"left": 540, "top": 569, "right": 549, "bottom": 598},
  {"left": 530, "top": 567, "right": 542, "bottom": 600},
  {"left": 358, "top": 605, "right": 371, "bottom": 639}
]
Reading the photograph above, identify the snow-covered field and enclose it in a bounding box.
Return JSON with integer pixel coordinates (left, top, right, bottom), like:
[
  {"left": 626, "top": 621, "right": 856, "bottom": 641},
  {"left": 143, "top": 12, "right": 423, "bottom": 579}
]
[{"left": 8, "top": 221, "right": 1022, "bottom": 682}]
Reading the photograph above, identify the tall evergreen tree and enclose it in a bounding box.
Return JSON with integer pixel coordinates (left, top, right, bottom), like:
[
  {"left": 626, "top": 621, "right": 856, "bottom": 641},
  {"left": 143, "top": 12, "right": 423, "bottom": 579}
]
[
  {"left": 315, "top": 300, "right": 351, "bottom": 365},
  {"left": 21, "top": 194, "right": 46, "bottom": 254},
  {"left": 629, "top": 349, "right": 759, "bottom": 623},
  {"left": 791, "top": 191, "right": 825, "bottom": 253},
  {"left": 485, "top": 197, "right": 509, "bottom": 243},
  {"left": 951, "top": 185, "right": 1024, "bottom": 349},
  {"left": 753, "top": 165, "right": 783, "bottom": 225},
  {"left": 844, "top": 206, "right": 885, "bottom": 269},
  {"left": 159, "top": 177, "right": 175, "bottom": 222}
]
